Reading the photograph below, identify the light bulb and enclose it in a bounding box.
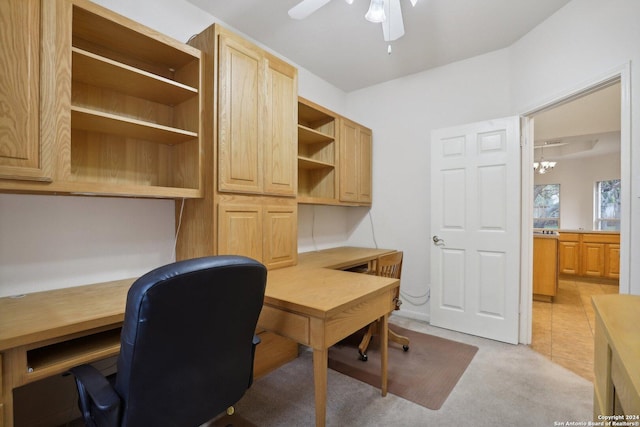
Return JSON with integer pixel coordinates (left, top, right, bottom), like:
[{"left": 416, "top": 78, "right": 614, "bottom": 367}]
[{"left": 365, "top": 0, "right": 386, "bottom": 23}]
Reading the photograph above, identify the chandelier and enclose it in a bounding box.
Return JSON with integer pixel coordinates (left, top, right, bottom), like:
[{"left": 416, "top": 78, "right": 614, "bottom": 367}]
[{"left": 533, "top": 146, "right": 556, "bottom": 174}]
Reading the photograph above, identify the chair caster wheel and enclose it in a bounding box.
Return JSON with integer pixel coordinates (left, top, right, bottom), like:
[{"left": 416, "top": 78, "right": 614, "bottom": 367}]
[
  {"left": 403, "top": 345, "right": 409, "bottom": 352},
  {"left": 226, "top": 406, "right": 235, "bottom": 416},
  {"left": 359, "top": 351, "right": 368, "bottom": 362}
]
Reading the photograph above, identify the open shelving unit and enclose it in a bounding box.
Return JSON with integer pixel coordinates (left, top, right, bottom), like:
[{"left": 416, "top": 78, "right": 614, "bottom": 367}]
[
  {"left": 297, "top": 97, "right": 338, "bottom": 204},
  {"left": 65, "top": 1, "right": 203, "bottom": 197}
]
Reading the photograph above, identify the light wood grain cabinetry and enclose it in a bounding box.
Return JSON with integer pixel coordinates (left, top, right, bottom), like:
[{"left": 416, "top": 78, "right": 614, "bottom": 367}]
[
  {"left": 339, "top": 117, "right": 372, "bottom": 205},
  {"left": 217, "top": 196, "right": 297, "bottom": 269},
  {"left": 218, "top": 28, "right": 297, "bottom": 196},
  {"left": 0, "top": 0, "right": 52, "bottom": 182},
  {"left": 558, "top": 232, "right": 620, "bottom": 280},
  {"left": 559, "top": 233, "right": 580, "bottom": 275},
  {"left": 297, "top": 98, "right": 373, "bottom": 206},
  {"left": 0, "top": 0, "right": 203, "bottom": 198},
  {"left": 297, "top": 97, "right": 338, "bottom": 204},
  {"left": 533, "top": 236, "right": 558, "bottom": 301},
  {"left": 176, "top": 24, "right": 298, "bottom": 270}
]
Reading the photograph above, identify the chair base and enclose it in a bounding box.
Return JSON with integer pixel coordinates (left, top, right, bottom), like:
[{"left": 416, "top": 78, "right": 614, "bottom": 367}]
[{"left": 357, "top": 321, "right": 410, "bottom": 361}]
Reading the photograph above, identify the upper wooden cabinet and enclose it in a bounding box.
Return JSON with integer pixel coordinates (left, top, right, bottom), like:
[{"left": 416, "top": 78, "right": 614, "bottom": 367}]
[
  {"left": 339, "top": 117, "right": 372, "bottom": 205},
  {"left": 297, "top": 97, "right": 372, "bottom": 206},
  {"left": 0, "top": 0, "right": 204, "bottom": 198},
  {"left": 0, "top": 0, "right": 51, "bottom": 182},
  {"left": 218, "top": 28, "right": 297, "bottom": 196}
]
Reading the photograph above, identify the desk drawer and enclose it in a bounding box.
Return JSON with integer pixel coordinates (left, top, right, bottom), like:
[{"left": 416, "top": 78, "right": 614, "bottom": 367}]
[{"left": 258, "top": 305, "right": 310, "bottom": 345}]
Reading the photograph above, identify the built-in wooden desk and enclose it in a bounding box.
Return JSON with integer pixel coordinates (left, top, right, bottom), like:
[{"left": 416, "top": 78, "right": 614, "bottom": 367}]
[
  {"left": 592, "top": 294, "right": 640, "bottom": 420},
  {"left": 0, "top": 247, "right": 398, "bottom": 427}
]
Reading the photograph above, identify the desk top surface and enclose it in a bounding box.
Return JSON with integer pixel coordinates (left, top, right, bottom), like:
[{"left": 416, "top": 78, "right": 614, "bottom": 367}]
[
  {"left": 592, "top": 294, "right": 640, "bottom": 399},
  {"left": 0, "top": 247, "right": 398, "bottom": 351}
]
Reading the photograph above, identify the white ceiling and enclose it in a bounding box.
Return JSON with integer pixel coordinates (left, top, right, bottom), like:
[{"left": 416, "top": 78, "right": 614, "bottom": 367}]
[
  {"left": 186, "top": 0, "right": 572, "bottom": 92},
  {"left": 534, "top": 83, "right": 621, "bottom": 160}
]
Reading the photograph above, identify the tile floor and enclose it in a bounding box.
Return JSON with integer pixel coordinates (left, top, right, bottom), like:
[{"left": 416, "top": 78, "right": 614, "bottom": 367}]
[{"left": 530, "top": 278, "right": 619, "bottom": 383}]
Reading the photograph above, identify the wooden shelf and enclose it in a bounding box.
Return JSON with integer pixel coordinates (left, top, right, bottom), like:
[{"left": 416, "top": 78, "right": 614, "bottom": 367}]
[
  {"left": 72, "top": 47, "right": 198, "bottom": 105},
  {"left": 71, "top": 106, "right": 197, "bottom": 145},
  {"left": 298, "top": 156, "right": 334, "bottom": 170},
  {"left": 298, "top": 125, "right": 333, "bottom": 145}
]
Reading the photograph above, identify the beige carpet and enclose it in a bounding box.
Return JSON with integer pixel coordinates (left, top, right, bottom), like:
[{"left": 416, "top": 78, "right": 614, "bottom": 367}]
[{"left": 328, "top": 325, "right": 478, "bottom": 410}]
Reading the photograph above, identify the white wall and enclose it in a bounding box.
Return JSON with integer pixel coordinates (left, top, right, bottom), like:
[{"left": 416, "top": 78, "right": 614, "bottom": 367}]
[
  {"left": 535, "top": 152, "right": 621, "bottom": 231},
  {"left": 344, "top": 49, "right": 512, "bottom": 320}
]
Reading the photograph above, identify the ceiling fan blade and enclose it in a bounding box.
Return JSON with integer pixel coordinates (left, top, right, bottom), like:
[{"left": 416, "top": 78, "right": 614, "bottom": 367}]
[
  {"left": 382, "top": 0, "right": 405, "bottom": 41},
  {"left": 288, "top": 0, "right": 332, "bottom": 19}
]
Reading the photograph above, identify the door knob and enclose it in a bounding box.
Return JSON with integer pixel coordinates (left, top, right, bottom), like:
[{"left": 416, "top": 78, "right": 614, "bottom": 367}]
[{"left": 432, "top": 235, "right": 445, "bottom": 245}]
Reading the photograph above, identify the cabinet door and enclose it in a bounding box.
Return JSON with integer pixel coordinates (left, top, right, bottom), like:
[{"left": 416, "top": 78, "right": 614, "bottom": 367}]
[
  {"left": 533, "top": 238, "right": 558, "bottom": 297},
  {"left": 0, "top": 0, "right": 51, "bottom": 181},
  {"left": 357, "top": 126, "right": 372, "bottom": 204},
  {"left": 263, "top": 202, "right": 297, "bottom": 269},
  {"left": 605, "top": 244, "right": 620, "bottom": 279},
  {"left": 582, "top": 243, "right": 605, "bottom": 277},
  {"left": 339, "top": 118, "right": 372, "bottom": 204},
  {"left": 263, "top": 54, "right": 297, "bottom": 196},
  {"left": 218, "top": 31, "right": 263, "bottom": 194},
  {"left": 558, "top": 241, "right": 580, "bottom": 275},
  {"left": 339, "top": 119, "right": 359, "bottom": 202},
  {"left": 218, "top": 201, "right": 262, "bottom": 260}
]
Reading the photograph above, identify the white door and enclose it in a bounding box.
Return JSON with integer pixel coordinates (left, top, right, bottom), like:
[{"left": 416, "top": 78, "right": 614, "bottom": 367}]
[{"left": 430, "top": 117, "right": 521, "bottom": 344}]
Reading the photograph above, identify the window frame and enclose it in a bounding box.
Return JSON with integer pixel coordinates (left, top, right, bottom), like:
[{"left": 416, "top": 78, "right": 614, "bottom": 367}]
[
  {"left": 595, "top": 179, "right": 621, "bottom": 231},
  {"left": 533, "top": 183, "right": 560, "bottom": 229}
]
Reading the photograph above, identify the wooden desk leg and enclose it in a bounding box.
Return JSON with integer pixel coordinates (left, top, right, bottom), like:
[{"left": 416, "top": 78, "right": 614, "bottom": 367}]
[
  {"left": 312, "top": 347, "right": 328, "bottom": 427},
  {"left": 380, "top": 313, "right": 389, "bottom": 396}
]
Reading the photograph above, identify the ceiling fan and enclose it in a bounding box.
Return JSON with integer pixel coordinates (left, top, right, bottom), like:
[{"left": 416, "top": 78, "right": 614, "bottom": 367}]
[{"left": 288, "top": 0, "right": 417, "bottom": 42}]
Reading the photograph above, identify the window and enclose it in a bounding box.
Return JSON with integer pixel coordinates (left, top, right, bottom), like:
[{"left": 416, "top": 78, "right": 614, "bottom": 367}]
[
  {"left": 533, "top": 184, "right": 560, "bottom": 229},
  {"left": 596, "top": 179, "right": 621, "bottom": 230}
]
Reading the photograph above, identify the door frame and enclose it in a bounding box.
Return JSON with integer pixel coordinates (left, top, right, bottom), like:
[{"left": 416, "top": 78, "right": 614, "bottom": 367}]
[{"left": 518, "top": 63, "right": 631, "bottom": 344}]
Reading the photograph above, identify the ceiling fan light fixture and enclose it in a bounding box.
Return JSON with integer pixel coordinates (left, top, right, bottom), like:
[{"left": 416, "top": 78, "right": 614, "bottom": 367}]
[{"left": 365, "top": 0, "right": 386, "bottom": 23}]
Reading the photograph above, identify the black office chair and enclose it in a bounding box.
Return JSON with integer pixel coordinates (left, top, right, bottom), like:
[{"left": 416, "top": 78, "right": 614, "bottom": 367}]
[{"left": 69, "top": 256, "right": 267, "bottom": 427}]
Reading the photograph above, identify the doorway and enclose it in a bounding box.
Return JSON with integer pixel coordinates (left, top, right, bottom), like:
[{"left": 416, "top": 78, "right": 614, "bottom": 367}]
[{"left": 520, "top": 65, "right": 631, "bottom": 345}]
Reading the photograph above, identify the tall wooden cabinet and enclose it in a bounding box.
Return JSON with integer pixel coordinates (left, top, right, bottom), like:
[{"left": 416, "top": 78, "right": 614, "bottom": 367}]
[
  {"left": 176, "top": 24, "right": 299, "bottom": 380},
  {"left": 176, "top": 24, "right": 298, "bottom": 270},
  {"left": 0, "top": 0, "right": 204, "bottom": 198}
]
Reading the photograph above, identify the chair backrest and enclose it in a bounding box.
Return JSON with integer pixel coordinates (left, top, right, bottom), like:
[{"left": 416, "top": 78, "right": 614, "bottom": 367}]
[
  {"left": 114, "top": 256, "right": 267, "bottom": 427},
  {"left": 376, "top": 251, "right": 403, "bottom": 279}
]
